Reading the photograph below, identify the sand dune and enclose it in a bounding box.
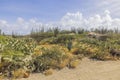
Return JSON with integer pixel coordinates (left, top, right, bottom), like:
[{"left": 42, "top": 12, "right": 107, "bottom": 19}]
[{"left": 19, "top": 58, "right": 120, "bottom": 80}]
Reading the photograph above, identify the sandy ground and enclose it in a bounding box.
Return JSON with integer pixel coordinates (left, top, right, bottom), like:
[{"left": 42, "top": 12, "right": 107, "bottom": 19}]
[{"left": 19, "top": 58, "right": 120, "bottom": 80}]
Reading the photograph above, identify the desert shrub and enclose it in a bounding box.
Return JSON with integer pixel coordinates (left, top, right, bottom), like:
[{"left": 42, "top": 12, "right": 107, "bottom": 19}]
[
  {"left": 77, "top": 28, "right": 85, "bottom": 34},
  {"left": 69, "top": 59, "right": 80, "bottom": 68},
  {"left": 32, "top": 47, "right": 69, "bottom": 72},
  {"left": 39, "top": 37, "right": 55, "bottom": 45},
  {"left": 80, "top": 38, "right": 100, "bottom": 46},
  {"left": 71, "top": 48, "right": 83, "bottom": 55},
  {"left": 79, "top": 39, "right": 112, "bottom": 60},
  {"left": 30, "top": 32, "right": 54, "bottom": 42},
  {"left": 39, "top": 34, "right": 75, "bottom": 45},
  {"left": 0, "top": 50, "right": 34, "bottom": 78},
  {"left": 43, "top": 68, "right": 53, "bottom": 76},
  {"left": 12, "top": 68, "right": 30, "bottom": 79},
  {"left": 73, "top": 39, "right": 112, "bottom": 59},
  {"left": 53, "top": 27, "right": 59, "bottom": 37},
  {"left": 90, "top": 50, "right": 109, "bottom": 60},
  {"left": 0, "top": 56, "right": 25, "bottom": 78},
  {"left": 71, "top": 27, "right": 76, "bottom": 33},
  {"left": 72, "top": 44, "right": 94, "bottom": 56},
  {"left": 60, "top": 30, "right": 72, "bottom": 34},
  {"left": 51, "top": 35, "right": 75, "bottom": 44}
]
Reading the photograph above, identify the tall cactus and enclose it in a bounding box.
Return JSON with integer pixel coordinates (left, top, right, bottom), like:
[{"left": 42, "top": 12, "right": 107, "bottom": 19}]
[
  {"left": 67, "top": 40, "right": 72, "bottom": 51},
  {"left": 53, "top": 27, "right": 59, "bottom": 37}
]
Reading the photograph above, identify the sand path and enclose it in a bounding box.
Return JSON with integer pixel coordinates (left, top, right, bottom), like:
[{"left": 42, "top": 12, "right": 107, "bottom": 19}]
[{"left": 19, "top": 58, "right": 120, "bottom": 80}]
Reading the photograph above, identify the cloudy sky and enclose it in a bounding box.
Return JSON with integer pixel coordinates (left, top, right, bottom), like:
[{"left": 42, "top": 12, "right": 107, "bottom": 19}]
[{"left": 0, "top": 0, "right": 120, "bottom": 34}]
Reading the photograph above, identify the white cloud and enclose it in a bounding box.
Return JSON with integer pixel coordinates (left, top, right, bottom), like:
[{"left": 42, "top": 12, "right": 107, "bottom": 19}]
[
  {"left": 0, "top": 20, "right": 8, "bottom": 27},
  {"left": 0, "top": 18, "right": 45, "bottom": 34},
  {"left": 60, "top": 10, "right": 120, "bottom": 30},
  {"left": 95, "top": 0, "right": 120, "bottom": 17},
  {"left": 0, "top": 10, "right": 120, "bottom": 34},
  {"left": 60, "top": 12, "right": 87, "bottom": 30}
]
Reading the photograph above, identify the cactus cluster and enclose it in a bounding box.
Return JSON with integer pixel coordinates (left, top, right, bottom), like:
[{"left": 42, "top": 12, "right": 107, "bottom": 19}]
[
  {"left": 1, "top": 38, "right": 36, "bottom": 55},
  {"left": 0, "top": 37, "right": 37, "bottom": 78},
  {"left": 0, "top": 44, "right": 4, "bottom": 52}
]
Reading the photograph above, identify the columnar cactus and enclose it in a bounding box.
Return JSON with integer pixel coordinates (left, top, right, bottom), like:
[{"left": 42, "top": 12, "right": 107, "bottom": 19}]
[{"left": 67, "top": 40, "right": 72, "bottom": 51}]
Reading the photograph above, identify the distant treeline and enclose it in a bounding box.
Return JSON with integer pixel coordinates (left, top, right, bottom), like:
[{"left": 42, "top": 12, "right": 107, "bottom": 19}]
[{"left": 0, "top": 26, "right": 119, "bottom": 39}]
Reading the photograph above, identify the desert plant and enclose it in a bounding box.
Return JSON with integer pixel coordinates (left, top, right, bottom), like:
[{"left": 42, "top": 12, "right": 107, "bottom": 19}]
[
  {"left": 66, "top": 40, "right": 72, "bottom": 51},
  {"left": 51, "top": 35, "right": 75, "bottom": 45},
  {"left": 12, "top": 68, "right": 30, "bottom": 79},
  {"left": 0, "top": 44, "right": 4, "bottom": 52},
  {"left": 77, "top": 28, "right": 85, "bottom": 34},
  {"left": 53, "top": 27, "right": 59, "bottom": 37},
  {"left": 32, "top": 47, "right": 68, "bottom": 72},
  {"left": 71, "top": 27, "right": 76, "bottom": 33},
  {"left": 71, "top": 48, "right": 81, "bottom": 55},
  {"left": 43, "top": 68, "right": 53, "bottom": 76},
  {"left": 30, "top": 32, "right": 54, "bottom": 42},
  {"left": 3, "top": 38, "right": 37, "bottom": 55},
  {"left": 60, "top": 30, "right": 72, "bottom": 34}
]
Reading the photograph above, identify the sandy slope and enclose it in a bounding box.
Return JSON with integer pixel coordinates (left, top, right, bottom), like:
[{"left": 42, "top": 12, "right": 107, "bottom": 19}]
[{"left": 19, "top": 58, "right": 120, "bottom": 80}]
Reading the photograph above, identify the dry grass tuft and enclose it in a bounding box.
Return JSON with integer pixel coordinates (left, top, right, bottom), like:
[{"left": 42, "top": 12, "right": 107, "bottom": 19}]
[
  {"left": 71, "top": 48, "right": 80, "bottom": 55},
  {"left": 43, "top": 68, "right": 53, "bottom": 76},
  {"left": 69, "top": 59, "right": 80, "bottom": 68},
  {"left": 58, "top": 59, "right": 69, "bottom": 69},
  {"left": 12, "top": 69, "right": 30, "bottom": 79},
  {"left": 0, "top": 75, "right": 3, "bottom": 80}
]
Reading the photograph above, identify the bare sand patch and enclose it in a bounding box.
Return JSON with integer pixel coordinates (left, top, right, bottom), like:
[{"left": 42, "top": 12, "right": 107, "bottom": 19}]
[{"left": 19, "top": 58, "right": 120, "bottom": 80}]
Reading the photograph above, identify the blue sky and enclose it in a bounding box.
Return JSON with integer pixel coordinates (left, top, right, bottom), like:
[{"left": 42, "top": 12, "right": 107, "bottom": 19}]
[
  {"left": 0, "top": 0, "right": 98, "bottom": 22},
  {"left": 0, "top": 0, "right": 120, "bottom": 34}
]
